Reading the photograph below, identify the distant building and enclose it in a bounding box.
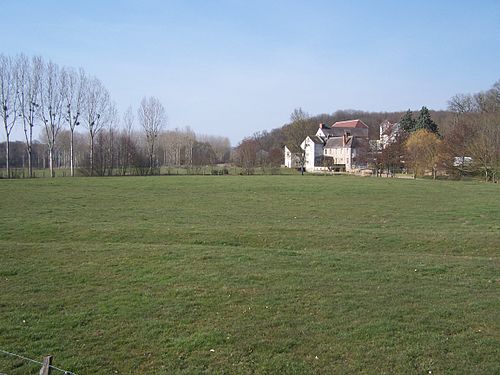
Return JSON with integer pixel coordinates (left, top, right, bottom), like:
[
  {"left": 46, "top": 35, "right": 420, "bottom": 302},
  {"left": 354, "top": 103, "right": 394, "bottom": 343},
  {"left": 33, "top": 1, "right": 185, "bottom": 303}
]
[
  {"left": 378, "top": 120, "right": 401, "bottom": 149},
  {"left": 453, "top": 156, "right": 473, "bottom": 167},
  {"left": 284, "top": 119, "right": 370, "bottom": 172},
  {"left": 284, "top": 144, "right": 302, "bottom": 168},
  {"left": 300, "top": 135, "right": 325, "bottom": 171}
]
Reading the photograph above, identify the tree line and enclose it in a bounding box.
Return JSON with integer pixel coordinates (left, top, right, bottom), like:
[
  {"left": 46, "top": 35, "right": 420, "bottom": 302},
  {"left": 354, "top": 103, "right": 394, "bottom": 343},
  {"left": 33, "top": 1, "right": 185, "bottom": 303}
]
[
  {"left": 378, "top": 80, "right": 500, "bottom": 181},
  {"left": 0, "top": 54, "right": 231, "bottom": 178},
  {"left": 233, "top": 106, "right": 449, "bottom": 174},
  {"left": 234, "top": 81, "right": 500, "bottom": 181}
]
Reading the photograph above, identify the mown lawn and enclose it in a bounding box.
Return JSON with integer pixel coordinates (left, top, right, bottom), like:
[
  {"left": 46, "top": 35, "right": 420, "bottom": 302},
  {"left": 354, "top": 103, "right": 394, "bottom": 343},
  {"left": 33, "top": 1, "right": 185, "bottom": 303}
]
[{"left": 0, "top": 175, "right": 498, "bottom": 374}]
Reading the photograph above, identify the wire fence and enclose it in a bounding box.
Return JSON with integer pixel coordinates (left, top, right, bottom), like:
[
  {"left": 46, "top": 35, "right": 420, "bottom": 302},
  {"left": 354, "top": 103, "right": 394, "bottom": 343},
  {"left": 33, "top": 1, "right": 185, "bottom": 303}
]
[{"left": 0, "top": 348, "right": 75, "bottom": 375}]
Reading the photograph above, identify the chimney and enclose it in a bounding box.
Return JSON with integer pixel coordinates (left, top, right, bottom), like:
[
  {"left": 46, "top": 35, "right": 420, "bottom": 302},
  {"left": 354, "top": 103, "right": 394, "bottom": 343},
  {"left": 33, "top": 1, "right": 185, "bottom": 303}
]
[
  {"left": 319, "top": 123, "right": 325, "bottom": 129},
  {"left": 343, "top": 132, "right": 348, "bottom": 146}
]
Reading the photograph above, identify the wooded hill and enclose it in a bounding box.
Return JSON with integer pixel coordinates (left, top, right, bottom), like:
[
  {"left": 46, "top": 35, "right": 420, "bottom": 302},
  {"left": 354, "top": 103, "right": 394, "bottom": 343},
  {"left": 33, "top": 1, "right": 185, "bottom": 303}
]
[{"left": 248, "top": 108, "right": 452, "bottom": 155}]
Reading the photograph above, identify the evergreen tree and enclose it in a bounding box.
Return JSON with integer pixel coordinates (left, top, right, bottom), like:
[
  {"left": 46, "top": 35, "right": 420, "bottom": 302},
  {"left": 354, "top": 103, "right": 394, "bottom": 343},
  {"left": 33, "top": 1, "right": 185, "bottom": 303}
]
[
  {"left": 400, "top": 109, "right": 416, "bottom": 133},
  {"left": 416, "top": 106, "right": 439, "bottom": 133}
]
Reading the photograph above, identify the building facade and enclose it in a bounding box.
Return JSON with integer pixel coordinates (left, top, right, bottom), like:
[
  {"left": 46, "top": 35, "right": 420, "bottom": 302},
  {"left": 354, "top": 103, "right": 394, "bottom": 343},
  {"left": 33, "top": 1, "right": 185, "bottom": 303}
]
[{"left": 284, "top": 119, "right": 370, "bottom": 172}]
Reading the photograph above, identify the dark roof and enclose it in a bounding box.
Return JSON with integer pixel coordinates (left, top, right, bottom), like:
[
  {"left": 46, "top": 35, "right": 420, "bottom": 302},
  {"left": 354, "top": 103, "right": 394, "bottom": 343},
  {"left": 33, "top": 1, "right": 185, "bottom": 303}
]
[
  {"left": 332, "top": 119, "right": 369, "bottom": 129},
  {"left": 325, "top": 137, "right": 347, "bottom": 148},
  {"left": 319, "top": 128, "right": 335, "bottom": 136},
  {"left": 324, "top": 136, "right": 369, "bottom": 149},
  {"left": 351, "top": 137, "right": 370, "bottom": 149},
  {"left": 308, "top": 135, "right": 324, "bottom": 144},
  {"left": 285, "top": 144, "right": 302, "bottom": 153}
]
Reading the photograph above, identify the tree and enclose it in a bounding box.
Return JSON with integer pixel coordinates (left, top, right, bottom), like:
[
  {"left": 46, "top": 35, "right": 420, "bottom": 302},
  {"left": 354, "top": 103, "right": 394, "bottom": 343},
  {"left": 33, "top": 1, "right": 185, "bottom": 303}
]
[
  {"left": 118, "top": 106, "right": 135, "bottom": 175},
  {"left": 284, "top": 107, "right": 311, "bottom": 147},
  {"left": 83, "top": 77, "right": 110, "bottom": 175},
  {"left": 405, "top": 129, "right": 442, "bottom": 179},
  {"left": 400, "top": 109, "right": 416, "bottom": 133},
  {"left": 138, "top": 96, "right": 166, "bottom": 174},
  {"left": 267, "top": 147, "right": 283, "bottom": 167},
  {"left": 192, "top": 141, "right": 217, "bottom": 166},
  {"left": 37, "top": 60, "right": 64, "bottom": 178},
  {"left": 236, "top": 137, "right": 258, "bottom": 174},
  {"left": 416, "top": 106, "right": 439, "bottom": 133},
  {"left": 104, "top": 102, "right": 118, "bottom": 176},
  {"left": 446, "top": 79, "right": 500, "bottom": 181},
  {"left": 448, "top": 93, "right": 477, "bottom": 114},
  {"left": 0, "top": 54, "right": 18, "bottom": 178},
  {"left": 377, "top": 133, "right": 406, "bottom": 176},
  {"left": 467, "top": 115, "right": 500, "bottom": 182},
  {"left": 474, "top": 80, "right": 500, "bottom": 113},
  {"left": 17, "top": 55, "right": 42, "bottom": 178},
  {"left": 297, "top": 143, "right": 308, "bottom": 175},
  {"left": 196, "top": 134, "right": 231, "bottom": 163},
  {"left": 62, "top": 67, "right": 85, "bottom": 177},
  {"left": 443, "top": 96, "right": 478, "bottom": 177}
]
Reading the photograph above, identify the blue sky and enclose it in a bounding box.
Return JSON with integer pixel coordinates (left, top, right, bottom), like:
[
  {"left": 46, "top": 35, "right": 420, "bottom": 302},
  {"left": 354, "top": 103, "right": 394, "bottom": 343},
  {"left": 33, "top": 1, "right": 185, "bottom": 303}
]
[{"left": 1, "top": 0, "right": 499, "bottom": 144}]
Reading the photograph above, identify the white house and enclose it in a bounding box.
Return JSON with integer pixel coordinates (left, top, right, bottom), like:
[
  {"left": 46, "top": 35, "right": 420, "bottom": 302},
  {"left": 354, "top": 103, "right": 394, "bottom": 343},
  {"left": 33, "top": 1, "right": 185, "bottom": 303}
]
[
  {"left": 284, "top": 145, "right": 302, "bottom": 168},
  {"left": 379, "top": 120, "right": 401, "bottom": 149},
  {"left": 284, "top": 119, "right": 370, "bottom": 172},
  {"left": 300, "top": 135, "right": 324, "bottom": 171}
]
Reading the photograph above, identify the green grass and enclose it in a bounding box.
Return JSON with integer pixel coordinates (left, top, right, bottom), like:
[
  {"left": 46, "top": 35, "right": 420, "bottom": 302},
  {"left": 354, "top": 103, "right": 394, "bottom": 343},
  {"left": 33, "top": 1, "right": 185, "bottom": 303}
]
[{"left": 0, "top": 175, "right": 498, "bottom": 374}]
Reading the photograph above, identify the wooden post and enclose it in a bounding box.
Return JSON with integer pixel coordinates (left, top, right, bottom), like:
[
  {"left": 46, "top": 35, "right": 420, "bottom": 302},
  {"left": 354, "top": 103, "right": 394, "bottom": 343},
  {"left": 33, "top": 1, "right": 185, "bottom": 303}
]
[{"left": 39, "top": 355, "right": 52, "bottom": 375}]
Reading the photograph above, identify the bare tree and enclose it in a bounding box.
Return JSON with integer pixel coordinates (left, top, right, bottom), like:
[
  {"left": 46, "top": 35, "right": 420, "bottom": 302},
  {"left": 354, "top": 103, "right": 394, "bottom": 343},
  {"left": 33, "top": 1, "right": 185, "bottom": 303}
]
[
  {"left": 17, "top": 55, "right": 42, "bottom": 178},
  {"left": 181, "top": 126, "right": 195, "bottom": 167},
  {"left": 37, "top": 60, "right": 64, "bottom": 178},
  {"left": 197, "top": 134, "right": 231, "bottom": 163},
  {"left": 105, "top": 102, "right": 118, "bottom": 175},
  {"left": 119, "top": 105, "right": 135, "bottom": 175},
  {"left": 62, "top": 67, "right": 85, "bottom": 176},
  {"left": 284, "top": 107, "right": 311, "bottom": 148},
  {"left": 83, "top": 77, "right": 110, "bottom": 175},
  {"left": 467, "top": 115, "right": 500, "bottom": 182},
  {"left": 236, "top": 137, "right": 259, "bottom": 174},
  {"left": 138, "top": 96, "right": 166, "bottom": 174},
  {"left": 0, "top": 54, "right": 19, "bottom": 178},
  {"left": 448, "top": 94, "right": 478, "bottom": 114}
]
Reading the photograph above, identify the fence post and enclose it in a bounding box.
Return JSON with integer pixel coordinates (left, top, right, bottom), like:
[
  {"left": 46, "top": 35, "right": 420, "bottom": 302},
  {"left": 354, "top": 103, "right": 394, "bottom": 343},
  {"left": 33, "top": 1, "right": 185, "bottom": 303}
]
[{"left": 39, "top": 355, "right": 52, "bottom": 375}]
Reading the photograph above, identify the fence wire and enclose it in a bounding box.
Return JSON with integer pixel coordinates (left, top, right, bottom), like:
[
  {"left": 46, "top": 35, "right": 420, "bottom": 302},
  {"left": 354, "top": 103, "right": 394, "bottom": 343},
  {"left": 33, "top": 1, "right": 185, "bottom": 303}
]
[{"left": 0, "top": 348, "right": 75, "bottom": 375}]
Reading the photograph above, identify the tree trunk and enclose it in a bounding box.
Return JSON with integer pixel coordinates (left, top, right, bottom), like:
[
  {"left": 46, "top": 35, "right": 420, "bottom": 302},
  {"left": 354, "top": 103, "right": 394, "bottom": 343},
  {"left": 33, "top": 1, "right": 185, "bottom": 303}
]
[
  {"left": 90, "top": 135, "right": 94, "bottom": 176},
  {"left": 27, "top": 144, "right": 32, "bottom": 178},
  {"left": 49, "top": 147, "right": 55, "bottom": 178},
  {"left": 5, "top": 134, "right": 10, "bottom": 179},
  {"left": 70, "top": 130, "right": 75, "bottom": 177},
  {"left": 149, "top": 142, "right": 154, "bottom": 175}
]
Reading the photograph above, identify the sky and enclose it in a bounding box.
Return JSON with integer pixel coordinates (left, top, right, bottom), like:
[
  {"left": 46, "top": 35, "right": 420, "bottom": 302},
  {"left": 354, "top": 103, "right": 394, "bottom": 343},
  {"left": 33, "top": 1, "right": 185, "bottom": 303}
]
[{"left": 1, "top": 0, "right": 499, "bottom": 144}]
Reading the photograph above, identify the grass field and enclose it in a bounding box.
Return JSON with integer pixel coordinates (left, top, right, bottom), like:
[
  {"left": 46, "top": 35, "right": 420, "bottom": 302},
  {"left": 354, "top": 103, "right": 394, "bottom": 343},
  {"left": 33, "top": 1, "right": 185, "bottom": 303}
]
[{"left": 0, "top": 175, "right": 499, "bottom": 374}]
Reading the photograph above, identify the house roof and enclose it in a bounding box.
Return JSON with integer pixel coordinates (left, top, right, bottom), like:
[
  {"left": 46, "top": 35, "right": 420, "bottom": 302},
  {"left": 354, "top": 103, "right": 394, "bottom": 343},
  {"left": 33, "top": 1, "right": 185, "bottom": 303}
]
[
  {"left": 318, "top": 128, "right": 335, "bottom": 136},
  {"left": 326, "top": 127, "right": 368, "bottom": 138},
  {"left": 324, "top": 136, "right": 369, "bottom": 149},
  {"left": 325, "top": 136, "right": 352, "bottom": 148},
  {"left": 308, "top": 135, "right": 324, "bottom": 144},
  {"left": 351, "top": 137, "right": 370, "bottom": 149},
  {"left": 285, "top": 144, "right": 302, "bottom": 153},
  {"left": 332, "top": 119, "right": 369, "bottom": 129}
]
